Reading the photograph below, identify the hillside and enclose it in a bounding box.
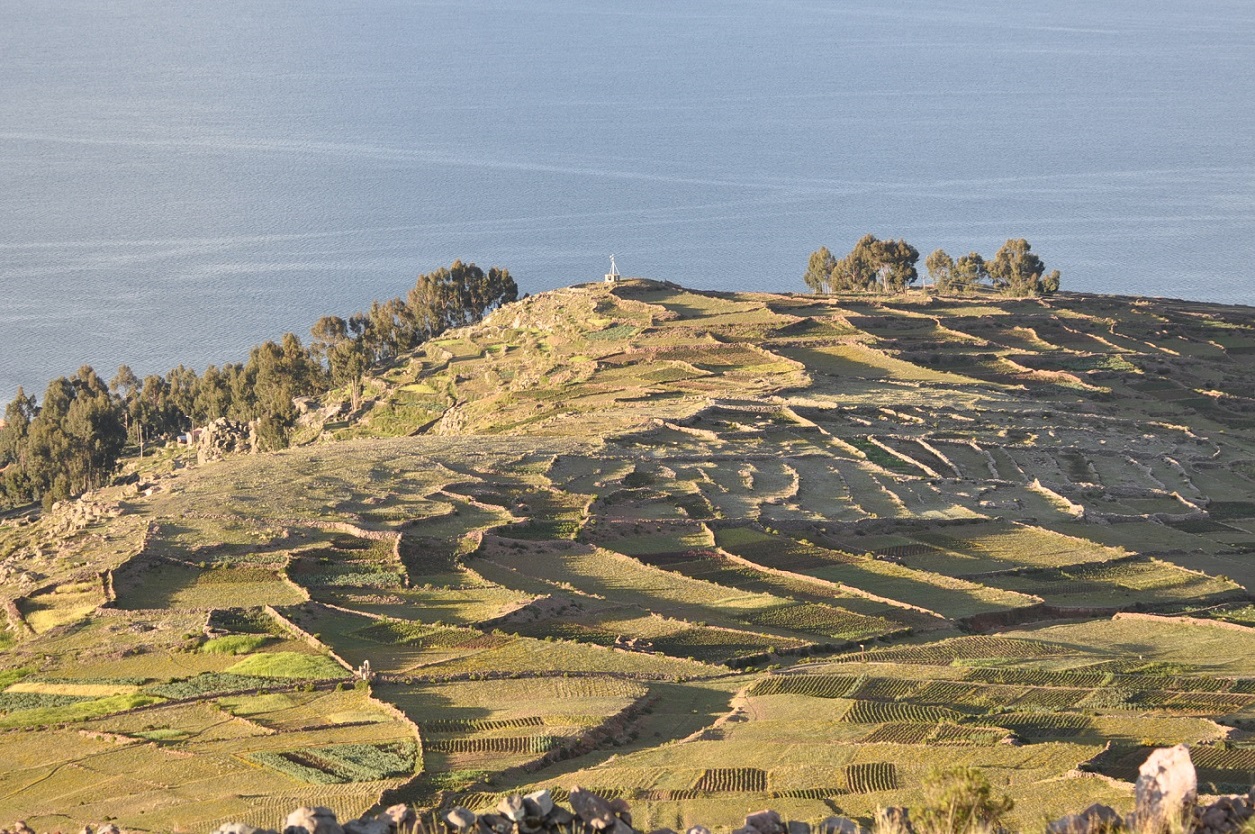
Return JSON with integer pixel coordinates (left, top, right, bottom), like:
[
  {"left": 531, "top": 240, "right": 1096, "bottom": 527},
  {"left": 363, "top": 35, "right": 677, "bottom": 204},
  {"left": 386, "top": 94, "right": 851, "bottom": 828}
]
[{"left": 3, "top": 279, "right": 1255, "bottom": 832}]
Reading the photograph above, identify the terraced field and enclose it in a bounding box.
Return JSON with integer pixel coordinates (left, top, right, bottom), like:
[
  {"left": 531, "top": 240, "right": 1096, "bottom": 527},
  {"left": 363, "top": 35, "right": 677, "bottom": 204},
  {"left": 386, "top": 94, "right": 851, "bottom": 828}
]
[{"left": 4, "top": 280, "right": 1255, "bottom": 831}]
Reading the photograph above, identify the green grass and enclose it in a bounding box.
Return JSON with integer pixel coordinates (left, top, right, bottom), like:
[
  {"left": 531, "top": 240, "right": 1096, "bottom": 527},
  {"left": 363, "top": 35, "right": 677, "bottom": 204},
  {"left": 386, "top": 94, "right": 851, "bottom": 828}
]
[
  {"left": 987, "top": 559, "right": 1241, "bottom": 608},
  {"left": 0, "top": 668, "right": 32, "bottom": 689},
  {"left": 405, "top": 632, "right": 717, "bottom": 679},
  {"left": 475, "top": 543, "right": 787, "bottom": 631},
  {"left": 599, "top": 526, "right": 714, "bottom": 556},
  {"left": 778, "top": 343, "right": 983, "bottom": 385},
  {"left": 1002, "top": 618, "right": 1255, "bottom": 676},
  {"left": 224, "top": 652, "right": 347, "bottom": 679},
  {"left": 112, "top": 559, "right": 305, "bottom": 610},
  {"left": 804, "top": 559, "right": 1038, "bottom": 619},
  {"left": 200, "top": 634, "right": 271, "bottom": 655},
  {"left": 750, "top": 675, "right": 859, "bottom": 699}
]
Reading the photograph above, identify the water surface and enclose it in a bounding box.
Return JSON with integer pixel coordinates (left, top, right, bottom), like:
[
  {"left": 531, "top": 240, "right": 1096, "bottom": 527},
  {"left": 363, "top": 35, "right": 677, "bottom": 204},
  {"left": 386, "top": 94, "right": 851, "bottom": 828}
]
[{"left": 3, "top": 0, "right": 1254, "bottom": 400}]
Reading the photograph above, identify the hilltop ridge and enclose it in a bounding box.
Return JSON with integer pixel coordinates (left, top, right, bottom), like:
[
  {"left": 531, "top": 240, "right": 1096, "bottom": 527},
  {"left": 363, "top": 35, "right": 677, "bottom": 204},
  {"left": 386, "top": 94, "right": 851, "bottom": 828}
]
[{"left": 3, "top": 280, "right": 1255, "bottom": 832}]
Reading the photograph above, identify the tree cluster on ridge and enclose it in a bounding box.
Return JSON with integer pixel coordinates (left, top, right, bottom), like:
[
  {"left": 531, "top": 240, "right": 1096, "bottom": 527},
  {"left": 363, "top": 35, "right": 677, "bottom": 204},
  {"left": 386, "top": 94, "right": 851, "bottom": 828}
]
[
  {"left": 806, "top": 236, "right": 1060, "bottom": 296},
  {"left": 0, "top": 261, "right": 517, "bottom": 510}
]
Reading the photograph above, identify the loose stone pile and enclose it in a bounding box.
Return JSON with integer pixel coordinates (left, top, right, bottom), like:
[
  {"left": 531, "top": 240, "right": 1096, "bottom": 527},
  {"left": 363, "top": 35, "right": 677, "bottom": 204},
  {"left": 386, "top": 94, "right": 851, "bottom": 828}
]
[
  {"left": 196, "top": 417, "right": 256, "bottom": 464},
  {"left": 392, "top": 789, "right": 862, "bottom": 834}
]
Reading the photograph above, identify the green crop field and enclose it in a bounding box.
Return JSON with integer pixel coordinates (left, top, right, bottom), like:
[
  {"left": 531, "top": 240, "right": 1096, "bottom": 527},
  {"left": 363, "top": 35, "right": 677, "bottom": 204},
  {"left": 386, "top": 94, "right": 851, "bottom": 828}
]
[{"left": 7, "top": 281, "right": 1255, "bottom": 829}]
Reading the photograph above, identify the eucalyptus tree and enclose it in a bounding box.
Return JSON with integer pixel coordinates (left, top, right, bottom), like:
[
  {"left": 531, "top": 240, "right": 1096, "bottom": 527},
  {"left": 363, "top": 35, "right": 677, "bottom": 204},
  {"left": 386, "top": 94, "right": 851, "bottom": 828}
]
[
  {"left": 925, "top": 249, "right": 955, "bottom": 292},
  {"left": 953, "top": 252, "right": 990, "bottom": 293},
  {"left": 988, "top": 239, "right": 1061, "bottom": 296},
  {"left": 803, "top": 246, "right": 837, "bottom": 293}
]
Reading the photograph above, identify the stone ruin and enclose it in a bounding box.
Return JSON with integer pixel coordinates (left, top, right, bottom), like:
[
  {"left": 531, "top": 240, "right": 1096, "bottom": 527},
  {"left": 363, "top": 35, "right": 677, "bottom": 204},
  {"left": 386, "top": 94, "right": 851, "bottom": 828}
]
[
  {"left": 2, "top": 746, "right": 1253, "bottom": 834},
  {"left": 196, "top": 417, "right": 256, "bottom": 465}
]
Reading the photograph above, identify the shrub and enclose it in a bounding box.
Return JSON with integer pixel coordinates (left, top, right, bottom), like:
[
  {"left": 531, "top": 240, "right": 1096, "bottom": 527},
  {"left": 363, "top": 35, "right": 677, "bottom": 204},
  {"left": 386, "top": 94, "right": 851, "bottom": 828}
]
[
  {"left": 913, "top": 767, "right": 1013, "bottom": 834},
  {"left": 623, "top": 471, "right": 654, "bottom": 488}
]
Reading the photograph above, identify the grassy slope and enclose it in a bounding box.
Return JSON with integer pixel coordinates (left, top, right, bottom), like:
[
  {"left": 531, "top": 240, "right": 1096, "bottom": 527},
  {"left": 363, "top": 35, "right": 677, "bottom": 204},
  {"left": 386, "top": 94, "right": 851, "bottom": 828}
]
[{"left": 2, "top": 280, "right": 1255, "bottom": 830}]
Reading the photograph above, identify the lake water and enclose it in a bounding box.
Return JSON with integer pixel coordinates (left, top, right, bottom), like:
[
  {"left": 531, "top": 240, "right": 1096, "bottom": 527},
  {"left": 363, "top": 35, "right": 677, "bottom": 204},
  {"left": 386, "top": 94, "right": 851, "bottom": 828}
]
[{"left": 3, "top": 0, "right": 1254, "bottom": 402}]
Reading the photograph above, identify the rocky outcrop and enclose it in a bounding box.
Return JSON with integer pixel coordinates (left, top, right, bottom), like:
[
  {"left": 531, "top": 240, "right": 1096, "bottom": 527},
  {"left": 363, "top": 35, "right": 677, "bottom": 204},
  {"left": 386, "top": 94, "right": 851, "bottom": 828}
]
[
  {"left": 1190, "top": 795, "right": 1255, "bottom": 834},
  {"left": 197, "top": 418, "right": 256, "bottom": 464},
  {"left": 1045, "top": 803, "right": 1122, "bottom": 834},
  {"left": 1046, "top": 746, "right": 1255, "bottom": 834},
  {"left": 283, "top": 806, "right": 344, "bottom": 834},
  {"left": 1131, "top": 744, "right": 1198, "bottom": 833},
  {"left": 198, "top": 803, "right": 418, "bottom": 834}
]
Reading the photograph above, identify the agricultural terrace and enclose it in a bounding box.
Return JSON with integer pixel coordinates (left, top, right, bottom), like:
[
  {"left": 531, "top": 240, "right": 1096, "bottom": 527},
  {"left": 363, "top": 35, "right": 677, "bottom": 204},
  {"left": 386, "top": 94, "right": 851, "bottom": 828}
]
[{"left": 3, "top": 281, "right": 1255, "bottom": 831}]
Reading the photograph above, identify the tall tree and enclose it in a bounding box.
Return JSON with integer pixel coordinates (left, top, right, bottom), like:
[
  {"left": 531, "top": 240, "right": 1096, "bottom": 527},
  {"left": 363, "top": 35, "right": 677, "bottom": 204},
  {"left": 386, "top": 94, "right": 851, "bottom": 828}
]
[
  {"left": 110, "top": 365, "right": 141, "bottom": 403},
  {"left": 873, "top": 238, "right": 920, "bottom": 291},
  {"left": 63, "top": 367, "right": 126, "bottom": 494},
  {"left": 310, "top": 316, "right": 369, "bottom": 412},
  {"left": 0, "top": 388, "right": 36, "bottom": 503},
  {"left": 25, "top": 377, "right": 75, "bottom": 505},
  {"left": 364, "top": 297, "right": 414, "bottom": 364},
  {"left": 310, "top": 315, "right": 349, "bottom": 369},
  {"left": 1041, "top": 267, "right": 1062, "bottom": 295},
  {"left": 8, "top": 369, "right": 125, "bottom": 507},
  {"left": 406, "top": 261, "right": 518, "bottom": 340},
  {"left": 804, "top": 247, "right": 837, "bottom": 293},
  {"left": 467, "top": 265, "right": 519, "bottom": 324},
  {"left": 244, "top": 335, "right": 318, "bottom": 450},
  {"left": 831, "top": 234, "right": 882, "bottom": 292},
  {"left": 133, "top": 373, "right": 183, "bottom": 456},
  {"left": 825, "top": 234, "right": 919, "bottom": 293},
  {"left": 925, "top": 249, "right": 955, "bottom": 292},
  {"left": 988, "top": 238, "right": 1060, "bottom": 296},
  {"left": 0, "top": 387, "right": 36, "bottom": 467},
  {"left": 953, "top": 252, "right": 989, "bottom": 293},
  {"left": 166, "top": 365, "right": 199, "bottom": 421},
  {"left": 227, "top": 362, "right": 258, "bottom": 423},
  {"left": 331, "top": 338, "right": 371, "bottom": 413},
  {"left": 192, "top": 365, "right": 232, "bottom": 425}
]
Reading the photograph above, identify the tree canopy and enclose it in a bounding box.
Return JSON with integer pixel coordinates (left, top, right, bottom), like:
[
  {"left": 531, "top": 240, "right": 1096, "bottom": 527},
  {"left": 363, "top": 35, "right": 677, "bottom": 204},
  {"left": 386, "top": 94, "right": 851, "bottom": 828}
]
[
  {"left": 803, "top": 247, "right": 836, "bottom": 294},
  {"left": 0, "top": 369, "right": 124, "bottom": 507},
  {"left": 988, "top": 238, "right": 1061, "bottom": 296},
  {"left": 952, "top": 252, "right": 990, "bottom": 294},
  {"left": 806, "top": 236, "right": 1059, "bottom": 297},
  {"left": 925, "top": 249, "right": 955, "bottom": 291},
  {"left": 804, "top": 234, "right": 920, "bottom": 293}
]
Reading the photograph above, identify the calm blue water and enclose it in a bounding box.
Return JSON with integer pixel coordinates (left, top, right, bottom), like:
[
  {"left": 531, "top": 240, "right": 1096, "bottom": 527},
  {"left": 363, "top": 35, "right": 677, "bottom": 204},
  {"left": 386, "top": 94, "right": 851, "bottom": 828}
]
[{"left": 3, "top": 0, "right": 1255, "bottom": 402}]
